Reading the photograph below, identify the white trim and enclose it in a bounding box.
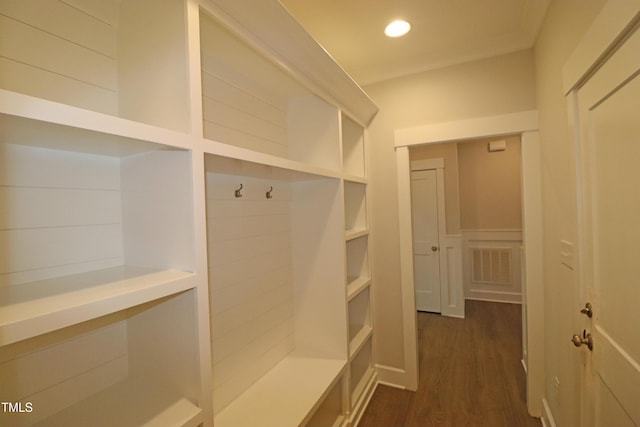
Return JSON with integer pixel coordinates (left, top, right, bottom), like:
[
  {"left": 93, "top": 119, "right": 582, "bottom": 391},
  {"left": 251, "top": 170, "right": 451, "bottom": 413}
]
[
  {"left": 394, "top": 113, "right": 543, "bottom": 413},
  {"left": 562, "top": 0, "right": 640, "bottom": 94},
  {"left": 541, "top": 398, "right": 558, "bottom": 427},
  {"left": 395, "top": 146, "right": 419, "bottom": 391},
  {"left": 375, "top": 364, "right": 407, "bottom": 388},
  {"left": 394, "top": 110, "right": 539, "bottom": 147},
  {"left": 521, "top": 131, "right": 544, "bottom": 417}
]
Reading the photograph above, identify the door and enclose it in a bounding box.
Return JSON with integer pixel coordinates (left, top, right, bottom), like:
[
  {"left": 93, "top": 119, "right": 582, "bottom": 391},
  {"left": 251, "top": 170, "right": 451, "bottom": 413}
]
[
  {"left": 410, "top": 169, "right": 441, "bottom": 312},
  {"left": 572, "top": 19, "right": 640, "bottom": 427}
]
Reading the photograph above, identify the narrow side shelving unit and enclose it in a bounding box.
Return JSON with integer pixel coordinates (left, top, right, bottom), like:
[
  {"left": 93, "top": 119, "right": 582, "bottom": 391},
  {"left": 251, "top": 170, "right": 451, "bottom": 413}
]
[{"left": 340, "top": 113, "right": 377, "bottom": 424}]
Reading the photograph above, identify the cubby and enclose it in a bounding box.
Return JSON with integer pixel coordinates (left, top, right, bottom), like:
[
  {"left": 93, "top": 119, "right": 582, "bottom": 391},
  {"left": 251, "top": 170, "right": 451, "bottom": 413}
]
[
  {"left": 0, "top": 285, "right": 202, "bottom": 427},
  {"left": 199, "top": 11, "right": 341, "bottom": 171},
  {"left": 204, "top": 155, "right": 347, "bottom": 426},
  {"left": 346, "top": 235, "right": 372, "bottom": 299},
  {"left": 306, "top": 377, "right": 346, "bottom": 427},
  {"left": 341, "top": 114, "right": 366, "bottom": 178},
  {"left": 0, "top": 0, "right": 191, "bottom": 132},
  {"left": 344, "top": 181, "right": 368, "bottom": 238},
  {"left": 348, "top": 288, "right": 373, "bottom": 356},
  {"left": 350, "top": 337, "right": 375, "bottom": 409}
]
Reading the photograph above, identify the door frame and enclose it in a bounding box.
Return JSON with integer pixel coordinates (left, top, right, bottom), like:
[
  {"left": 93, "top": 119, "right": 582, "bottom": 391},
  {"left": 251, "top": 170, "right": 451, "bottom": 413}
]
[{"left": 394, "top": 110, "right": 544, "bottom": 416}]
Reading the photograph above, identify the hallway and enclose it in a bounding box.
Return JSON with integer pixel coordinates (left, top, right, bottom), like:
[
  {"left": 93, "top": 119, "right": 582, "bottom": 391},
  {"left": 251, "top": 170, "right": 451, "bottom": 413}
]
[{"left": 358, "top": 301, "right": 541, "bottom": 427}]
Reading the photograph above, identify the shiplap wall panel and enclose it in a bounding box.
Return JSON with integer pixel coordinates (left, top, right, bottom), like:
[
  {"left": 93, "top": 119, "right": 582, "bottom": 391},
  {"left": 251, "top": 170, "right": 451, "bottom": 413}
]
[
  {"left": 202, "top": 71, "right": 285, "bottom": 125},
  {"left": 0, "top": 0, "right": 117, "bottom": 113},
  {"left": 17, "top": 356, "right": 127, "bottom": 427},
  {"left": 0, "top": 144, "right": 120, "bottom": 189},
  {"left": 206, "top": 172, "right": 296, "bottom": 414},
  {"left": 0, "top": 144, "right": 123, "bottom": 286},
  {"left": 0, "top": 321, "right": 128, "bottom": 426},
  {"left": 202, "top": 97, "right": 287, "bottom": 147},
  {"left": 0, "top": 187, "right": 121, "bottom": 230},
  {"left": 200, "top": 15, "right": 294, "bottom": 158},
  {"left": 61, "top": 0, "right": 118, "bottom": 24}
]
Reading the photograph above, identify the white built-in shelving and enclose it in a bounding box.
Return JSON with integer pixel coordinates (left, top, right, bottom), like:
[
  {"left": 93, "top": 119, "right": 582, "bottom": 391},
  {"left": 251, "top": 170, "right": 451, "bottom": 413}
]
[
  {"left": 341, "top": 111, "right": 377, "bottom": 424},
  {"left": 0, "top": 0, "right": 377, "bottom": 425}
]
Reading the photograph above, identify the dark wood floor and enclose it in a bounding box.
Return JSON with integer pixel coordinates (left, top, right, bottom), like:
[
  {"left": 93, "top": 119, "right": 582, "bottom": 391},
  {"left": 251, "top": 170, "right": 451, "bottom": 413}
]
[{"left": 358, "top": 300, "right": 541, "bottom": 427}]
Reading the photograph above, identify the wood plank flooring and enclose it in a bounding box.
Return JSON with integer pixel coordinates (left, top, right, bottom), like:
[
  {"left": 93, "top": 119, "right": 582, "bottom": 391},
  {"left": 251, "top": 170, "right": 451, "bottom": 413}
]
[{"left": 358, "top": 300, "right": 541, "bottom": 427}]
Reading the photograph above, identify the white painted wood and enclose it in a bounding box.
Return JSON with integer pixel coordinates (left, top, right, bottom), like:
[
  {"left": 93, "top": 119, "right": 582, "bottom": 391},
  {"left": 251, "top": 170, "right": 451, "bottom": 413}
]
[
  {"left": 0, "top": 267, "right": 196, "bottom": 346},
  {"left": 30, "top": 378, "right": 202, "bottom": 427},
  {"left": 117, "top": 0, "right": 191, "bottom": 132},
  {"left": 569, "top": 12, "right": 640, "bottom": 426},
  {"left": 346, "top": 236, "right": 371, "bottom": 291},
  {"left": 440, "top": 235, "right": 465, "bottom": 318},
  {"left": 410, "top": 169, "right": 442, "bottom": 313},
  {"left": 348, "top": 287, "right": 372, "bottom": 355},
  {"left": 341, "top": 113, "right": 366, "bottom": 178},
  {"left": 215, "top": 356, "right": 346, "bottom": 427},
  {"left": 291, "top": 179, "right": 346, "bottom": 360},
  {"left": 394, "top": 145, "right": 419, "bottom": 391},
  {"left": 350, "top": 337, "right": 375, "bottom": 403},
  {"left": 306, "top": 378, "right": 345, "bottom": 427},
  {"left": 344, "top": 181, "right": 368, "bottom": 234},
  {"left": 121, "top": 150, "right": 195, "bottom": 272},
  {"left": 198, "top": 0, "right": 378, "bottom": 126}
]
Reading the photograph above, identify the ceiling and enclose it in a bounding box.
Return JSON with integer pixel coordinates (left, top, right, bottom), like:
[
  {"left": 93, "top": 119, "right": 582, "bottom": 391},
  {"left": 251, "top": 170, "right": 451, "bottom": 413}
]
[{"left": 279, "top": 0, "right": 550, "bottom": 86}]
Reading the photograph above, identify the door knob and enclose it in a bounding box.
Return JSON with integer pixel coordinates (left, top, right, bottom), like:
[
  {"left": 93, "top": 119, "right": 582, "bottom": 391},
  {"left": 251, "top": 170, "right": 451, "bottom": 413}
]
[
  {"left": 571, "top": 330, "right": 593, "bottom": 351},
  {"left": 431, "top": 246, "right": 439, "bottom": 252},
  {"left": 580, "top": 302, "right": 593, "bottom": 318}
]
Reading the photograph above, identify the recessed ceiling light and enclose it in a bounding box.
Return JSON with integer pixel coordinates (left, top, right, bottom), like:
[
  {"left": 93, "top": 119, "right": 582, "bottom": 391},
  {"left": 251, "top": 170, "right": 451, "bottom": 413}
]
[{"left": 385, "top": 20, "right": 411, "bottom": 38}]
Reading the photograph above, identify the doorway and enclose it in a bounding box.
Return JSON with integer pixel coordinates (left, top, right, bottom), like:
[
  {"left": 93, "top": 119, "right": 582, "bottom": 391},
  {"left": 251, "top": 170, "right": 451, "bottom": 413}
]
[{"left": 394, "top": 110, "right": 543, "bottom": 416}]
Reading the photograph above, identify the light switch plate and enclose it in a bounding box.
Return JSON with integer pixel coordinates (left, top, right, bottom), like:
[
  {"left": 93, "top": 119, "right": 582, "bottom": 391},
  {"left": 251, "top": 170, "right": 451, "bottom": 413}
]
[{"left": 560, "top": 240, "right": 574, "bottom": 269}]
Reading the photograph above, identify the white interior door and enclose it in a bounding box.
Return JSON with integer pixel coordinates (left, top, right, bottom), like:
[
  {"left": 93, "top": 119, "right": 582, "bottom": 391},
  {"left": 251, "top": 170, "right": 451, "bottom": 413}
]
[
  {"left": 573, "top": 19, "right": 640, "bottom": 427},
  {"left": 410, "top": 169, "right": 441, "bottom": 313}
]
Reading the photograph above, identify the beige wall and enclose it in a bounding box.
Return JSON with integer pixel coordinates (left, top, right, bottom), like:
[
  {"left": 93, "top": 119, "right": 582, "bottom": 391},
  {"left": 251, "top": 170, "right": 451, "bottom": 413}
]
[
  {"left": 410, "top": 135, "right": 522, "bottom": 234},
  {"left": 364, "top": 49, "right": 536, "bottom": 369},
  {"left": 534, "top": 0, "right": 606, "bottom": 425},
  {"left": 458, "top": 135, "right": 522, "bottom": 230}
]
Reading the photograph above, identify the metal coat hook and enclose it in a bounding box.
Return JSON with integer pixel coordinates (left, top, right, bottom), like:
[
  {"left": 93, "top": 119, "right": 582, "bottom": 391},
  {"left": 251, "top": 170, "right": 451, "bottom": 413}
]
[
  {"left": 235, "top": 184, "right": 243, "bottom": 198},
  {"left": 266, "top": 186, "right": 273, "bottom": 199}
]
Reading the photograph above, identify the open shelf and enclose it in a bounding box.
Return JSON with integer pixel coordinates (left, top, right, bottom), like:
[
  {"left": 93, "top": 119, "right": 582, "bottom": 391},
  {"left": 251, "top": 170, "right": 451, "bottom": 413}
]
[
  {"left": 341, "top": 114, "right": 366, "bottom": 178},
  {"left": 0, "top": 290, "right": 202, "bottom": 427},
  {"left": 30, "top": 377, "right": 202, "bottom": 427},
  {"left": 348, "top": 287, "right": 373, "bottom": 356},
  {"left": 306, "top": 376, "right": 346, "bottom": 427},
  {"left": 0, "top": 266, "right": 195, "bottom": 346},
  {"left": 214, "top": 355, "right": 345, "bottom": 427},
  {"left": 350, "top": 337, "right": 375, "bottom": 404},
  {"left": 198, "top": 9, "right": 341, "bottom": 171},
  {"left": 346, "top": 235, "right": 371, "bottom": 290},
  {"left": 0, "top": 1, "right": 191, "bottom": 132},
  {"left": 344, "top": 181, "right": 368, "bottom": 235}
]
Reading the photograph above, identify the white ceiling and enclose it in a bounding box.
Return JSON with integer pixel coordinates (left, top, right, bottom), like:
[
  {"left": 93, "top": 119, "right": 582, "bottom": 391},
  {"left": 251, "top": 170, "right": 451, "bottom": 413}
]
[{"left": 280, "top": 0, "right": 550, "bottom": 86}]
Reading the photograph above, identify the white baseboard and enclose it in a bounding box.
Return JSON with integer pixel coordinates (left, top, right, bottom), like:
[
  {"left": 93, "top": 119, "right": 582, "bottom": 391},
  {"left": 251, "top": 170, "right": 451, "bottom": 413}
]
[
  {"left": 375, "top": 364, "right": 406, "bottom": 389},
  {"left": 541, "top": 398, "right": 557, "bottom": 427}
]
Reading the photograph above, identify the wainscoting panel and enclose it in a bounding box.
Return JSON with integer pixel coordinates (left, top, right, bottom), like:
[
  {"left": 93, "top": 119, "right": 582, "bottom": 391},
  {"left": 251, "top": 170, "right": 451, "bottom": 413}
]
[{"left": 462, "top": 230, "right": 522, "bottom": 303}]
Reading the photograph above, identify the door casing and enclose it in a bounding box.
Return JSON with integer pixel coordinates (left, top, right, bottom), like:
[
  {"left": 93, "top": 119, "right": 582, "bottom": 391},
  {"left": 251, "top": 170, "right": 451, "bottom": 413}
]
[{"left": 394, "top": 110, "right": 543, "bottom": 417}]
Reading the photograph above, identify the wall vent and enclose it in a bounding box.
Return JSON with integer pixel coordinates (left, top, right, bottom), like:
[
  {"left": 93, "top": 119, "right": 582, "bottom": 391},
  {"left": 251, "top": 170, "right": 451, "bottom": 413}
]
[{"left": 471, "top": 247, "right": 512, "bottom": 285}]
